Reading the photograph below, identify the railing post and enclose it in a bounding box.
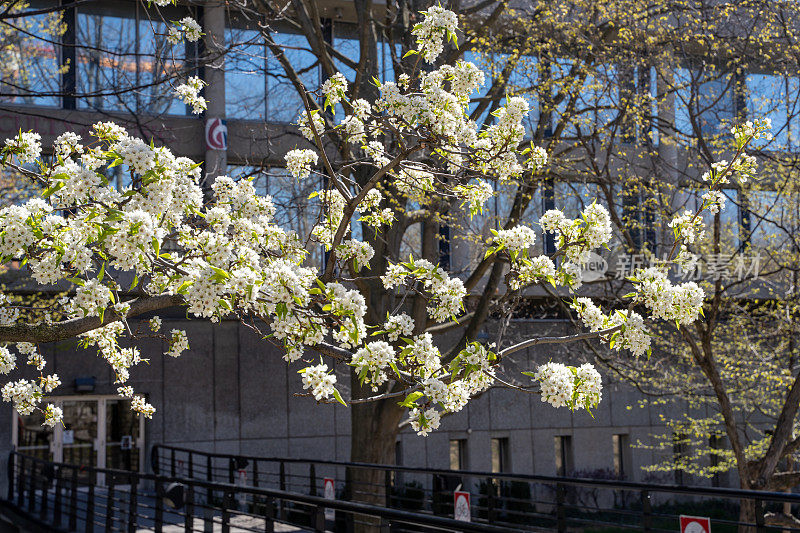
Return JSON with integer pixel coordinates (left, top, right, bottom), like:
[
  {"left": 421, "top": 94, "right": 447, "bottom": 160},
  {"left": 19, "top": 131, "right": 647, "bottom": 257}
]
[
  {"left": 188, "top": 451, "right": 194, "bottom": 479},
  {"left": 128, "top": 473, "right": 139, "bottom": 533},
  {"left": 107, "top": 476, "right": 116, "bottom": 531},
  {"left": 252, "top": 460, "right": 260, "bottom": 511},
  {"left": 54, "top": 467, "right": 63, "bottom": 528},
  {"left": 154, "top": 478, "right": 163, "bottom": 533},
  {"left": 39, "top": 467, "right": 49, "bottom": 520},
  {"left": 640, "top": 489, "right": 652, "bottom": 531},
  {"left": 264, "top": 495, "right": 275, "bottom": 533},
  {"left": 383, "top": 469, "right": 392, "bottom": 508},
  {"left": 26, "top": 460, "right": 35, "bottom": 514},
  {"left": 279, "top": 461, "right": 286, "bottom": 520},
  {"left": 309, "top": 463, "right": 317, "bottom": 496},
  {"left": 206, "top": 454, "right": 214, "bottom": 533},
  {"left": 185, "top": 484, "right": 195, "bottom": 532},
  {"left": 556, "top": 482, "right": 566, "bottom": 533},
  {"left": 6, "top": 453, "right": 13, "bottom": 501},
  {"left": 313, "top": 504, "right": 325, "bottom": 532},
  {"left": 755, "top": 498, "right": 767, "bottom": 533},
  {"left": 85, "top": 481, "right": 95, "bottom": 533},
  {"left": 221, "top": 491, "right": 232, "bottom": 533},
  {"left": 486, "top": 477, "right": 497, "bottom": 523},
  {"left": 228, "top": 458, "right": 235, "bottom": 485},
  {"left": 16, "top": 455, "right": 24, "bottom": 508},
  {"left": 171, "top": 448, "right": 176, "bottom": 478},
  {"left": 68, "top": 468, "right": 78, "bottom": 531}
]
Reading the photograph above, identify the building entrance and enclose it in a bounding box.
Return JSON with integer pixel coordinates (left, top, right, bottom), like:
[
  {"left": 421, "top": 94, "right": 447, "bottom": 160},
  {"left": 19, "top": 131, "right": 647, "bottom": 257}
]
[{"left": 12, "top": 395, "right": 145, "bottom": 483}]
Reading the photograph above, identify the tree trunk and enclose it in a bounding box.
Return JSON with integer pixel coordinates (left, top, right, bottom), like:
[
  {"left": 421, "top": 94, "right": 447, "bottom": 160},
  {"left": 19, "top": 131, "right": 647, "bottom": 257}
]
[
  {"left": 348, "top": 396, "right": 406, "bottom": 532},
  {"left": 739, "top": 498, "right": 757, "bottom": 533}
]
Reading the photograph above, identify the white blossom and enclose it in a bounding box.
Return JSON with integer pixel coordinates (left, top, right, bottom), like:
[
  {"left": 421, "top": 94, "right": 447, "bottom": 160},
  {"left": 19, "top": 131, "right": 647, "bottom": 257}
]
[
  {"left": 285, "top": 149, "right": 318, "bottom": 179},
  {"left": 43, "top": 404, "right": 63, "bottom": 427},
  {"left": 301, "top": 363, "right": 337, "bottom": 401},
  {"left": 409, "top": 407, "right": 441, "bottom": 436},
  {"left": 175, "top": 76, "right": 207, "bottom": 114}
]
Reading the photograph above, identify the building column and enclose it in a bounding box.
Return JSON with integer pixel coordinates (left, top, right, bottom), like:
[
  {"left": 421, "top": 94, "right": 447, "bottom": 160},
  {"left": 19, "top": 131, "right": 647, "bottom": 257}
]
[{"left": 202, "top": 2, "right": 227, "bottom": 185}]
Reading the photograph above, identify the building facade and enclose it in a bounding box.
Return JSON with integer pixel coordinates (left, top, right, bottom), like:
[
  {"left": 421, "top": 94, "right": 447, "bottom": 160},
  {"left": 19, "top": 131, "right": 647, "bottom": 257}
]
[{"left": 5, "top": 0, "right": 796, "bottom": 498}]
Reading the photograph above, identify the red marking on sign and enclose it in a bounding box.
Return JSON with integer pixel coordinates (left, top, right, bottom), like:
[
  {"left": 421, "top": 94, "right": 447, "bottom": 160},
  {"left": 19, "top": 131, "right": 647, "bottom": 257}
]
[
  {"left": 205, "top": 118, "right": 227, "bottom": 150},
  {"left": 324, "top": 477, "right": 335, "bottom": 499},
  {"left": 680, "top": 515, "right": 710, "bottom": 533}
]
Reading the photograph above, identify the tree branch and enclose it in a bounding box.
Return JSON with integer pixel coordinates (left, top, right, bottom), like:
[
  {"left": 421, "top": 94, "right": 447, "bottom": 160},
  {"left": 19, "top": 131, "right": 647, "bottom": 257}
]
[{"left": 0, "top": 294, "right": 184, "bottom": 343}]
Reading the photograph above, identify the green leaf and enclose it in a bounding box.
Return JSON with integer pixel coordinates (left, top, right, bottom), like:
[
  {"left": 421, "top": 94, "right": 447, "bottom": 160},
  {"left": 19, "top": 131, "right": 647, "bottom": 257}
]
[
  {"left": 332, "top": 387, "right": 347, "bottom": 406},
  {"left": 398, "top": 391, "right": 423, "bottom": 407}
]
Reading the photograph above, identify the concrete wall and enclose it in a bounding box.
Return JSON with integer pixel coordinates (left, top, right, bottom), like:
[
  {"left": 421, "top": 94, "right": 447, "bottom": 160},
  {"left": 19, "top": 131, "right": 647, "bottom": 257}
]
[{"left": 0, "top": 316, "right": 728, "bottom": 498}]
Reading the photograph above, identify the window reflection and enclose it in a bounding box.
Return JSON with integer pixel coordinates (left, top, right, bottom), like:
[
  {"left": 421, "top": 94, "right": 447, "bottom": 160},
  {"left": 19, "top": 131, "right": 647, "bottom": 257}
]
[{"left": 0, "top": 1, "right": 62, "bottom": 107}]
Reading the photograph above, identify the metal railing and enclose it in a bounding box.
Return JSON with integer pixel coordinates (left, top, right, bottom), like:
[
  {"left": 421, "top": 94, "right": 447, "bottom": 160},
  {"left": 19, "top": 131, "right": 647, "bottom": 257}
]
[
  {"left": 6, "top": 450, "right": 527, "bottom": 532},
  {"left": 153, "top": 443, "right": 800, "bottom": 532}
]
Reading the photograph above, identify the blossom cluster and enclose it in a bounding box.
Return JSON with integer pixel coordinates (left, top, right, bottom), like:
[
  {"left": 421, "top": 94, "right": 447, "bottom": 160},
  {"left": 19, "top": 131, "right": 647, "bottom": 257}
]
[
  {"left": 381, "top": 258, "right": 466, "bottom": 322},
  {"left": 300, "top": 363, "right": 337, "bottom": 401},
  {"left": 632, "top": 267, "right": 705, "bottom": 326},
  {"left": 167, "top": 17, "right": 202, "bottom": 44},
  {"left": 175, "top": 76, "right": 207, "bottom": 114},
  {"left": 410, "top": 6, "right": 458, "bottom": 63},
  {"left": 534, "top": 362, "right": 602, "bottom": 410},
  {"left": 285, "top": 149, "right": 318, "bottom": 179}
]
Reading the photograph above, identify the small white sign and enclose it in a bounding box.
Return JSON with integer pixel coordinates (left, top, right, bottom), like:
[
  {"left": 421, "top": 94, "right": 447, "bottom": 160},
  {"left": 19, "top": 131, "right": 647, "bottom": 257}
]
[
  {"left": 454, "top": 491, "right": 470, "bottom": 522},
  {"left": 324, "top": 478, "right": 335, "bottom": 500},
  {"left": 62, "top": 430, "right": 74, "bottom": 445}
]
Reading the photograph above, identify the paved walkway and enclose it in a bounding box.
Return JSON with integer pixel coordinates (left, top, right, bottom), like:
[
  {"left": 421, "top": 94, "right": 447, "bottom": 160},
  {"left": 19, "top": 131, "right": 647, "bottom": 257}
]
[{"left": 16, "top": 486, "right": 325, "bottom": 532}]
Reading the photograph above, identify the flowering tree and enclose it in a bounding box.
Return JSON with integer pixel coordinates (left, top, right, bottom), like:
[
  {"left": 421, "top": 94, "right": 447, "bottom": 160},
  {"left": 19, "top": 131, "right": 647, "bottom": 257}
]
[
  {"left": 0, "top": 3, "right": 770, "bottom": 511},
  {"left": 476, "top": 1, "right": 800, "bottom": 526}
]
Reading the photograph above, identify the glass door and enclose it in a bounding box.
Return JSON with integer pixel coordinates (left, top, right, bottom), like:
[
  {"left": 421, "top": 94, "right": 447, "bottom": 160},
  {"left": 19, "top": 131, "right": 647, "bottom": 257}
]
[
  {"left": 15, "top": 409, "right": 53, "bottom": 462},
  {"left": 61, "top": 400, "right": 98, "bottom": 483},
  {"left": 13, "top": 395, "right": 145, "bottom": 485},
  {"left": 105, "top": 398, "right": 141, "bottom": 472}
]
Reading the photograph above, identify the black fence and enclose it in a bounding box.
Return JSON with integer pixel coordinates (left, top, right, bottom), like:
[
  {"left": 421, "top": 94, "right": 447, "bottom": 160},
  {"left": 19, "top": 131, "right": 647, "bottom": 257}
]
[
  {"left": 6, "top": 450, "right": 526, "bottom": 532},
  {"left": 152, "top": 444, "right": 800, "bottom": 532}
]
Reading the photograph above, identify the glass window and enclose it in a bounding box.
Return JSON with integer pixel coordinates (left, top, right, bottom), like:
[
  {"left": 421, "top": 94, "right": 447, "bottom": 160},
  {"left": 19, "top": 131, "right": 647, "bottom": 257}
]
[
  {"left": 137, "top": 16, "right": 186, "bottom": 115},
  {"left": 449, "top": 439, "right": 468, "bottom": 470},
  {"left": 612, "top": 434, "right": 630, "bottom": 479},
  {"left": 491, "top": 437, "right": 510, "bottom": 473},
  {"left": 675, "top": 68, "right": 737, "bottom": 139},
  {"left": 77, "top": 8, "right": 139, "bottom": 112},
  {"left": 709, "top": 435, "right": 728, "bottom": 488},
  {"left": 77, "top": 4, "right": 188, "bottom": 114},
  {"left": 746, "top": 74, "right": 798, "bottom": 150},
  {"left": 0, "top": 1, "right": 62, "bottom": 107},
  {"left": 267, "top": 31, "right": 318, "bottom": 123},
  {"left": 747, "top": 189, "right": 797, "bottom": 251},
  {"left": 672, "top": 432, "right": 687, "bottom": 485},
  {"left": 226, "top": 26, "right": 267, "bottom": 120}
]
